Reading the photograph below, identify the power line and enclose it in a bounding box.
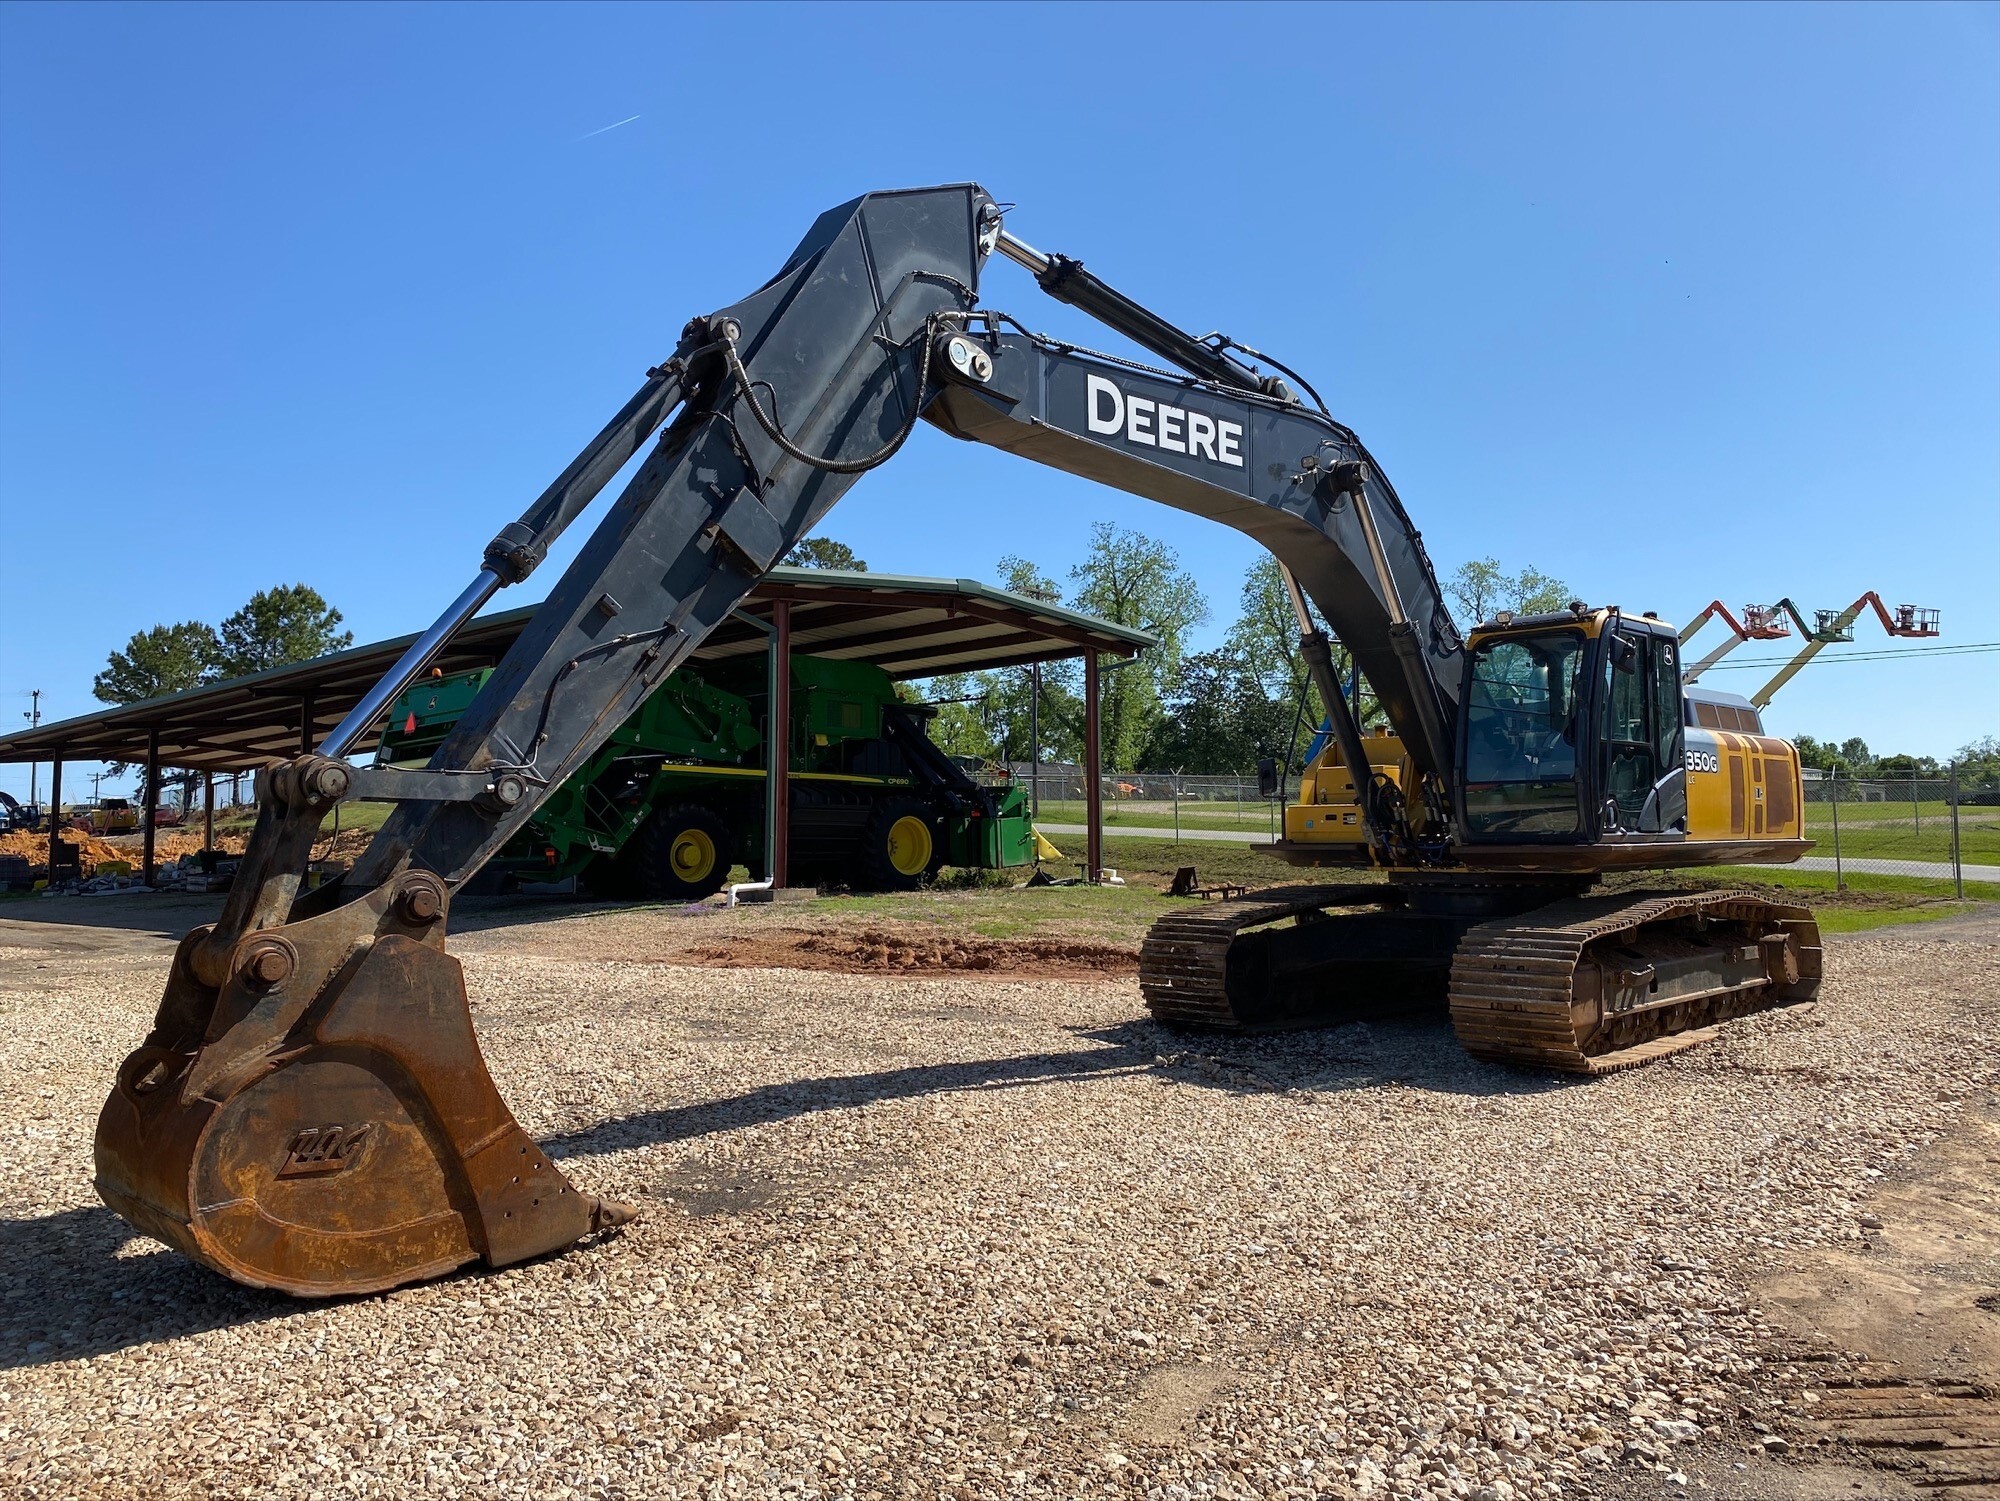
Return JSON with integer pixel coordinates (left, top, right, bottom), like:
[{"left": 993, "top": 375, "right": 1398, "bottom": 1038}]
[{"left": 1700, "top": 642, "right": 1999, "bottom": 670}]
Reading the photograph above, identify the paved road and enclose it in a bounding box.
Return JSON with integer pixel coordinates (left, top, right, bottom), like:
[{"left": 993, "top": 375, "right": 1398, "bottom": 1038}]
[
  {"left": 1788, "top": 855, "right": 2000, "bottom": 883},
  {"left": 1038, "top": 826, "right": 1996, "bottom": 882}
]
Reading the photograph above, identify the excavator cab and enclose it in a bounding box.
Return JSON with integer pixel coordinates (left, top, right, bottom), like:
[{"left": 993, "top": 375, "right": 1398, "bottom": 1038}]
[{"left": 1456, "top": 609, "right": 1687, "bottom": 845}]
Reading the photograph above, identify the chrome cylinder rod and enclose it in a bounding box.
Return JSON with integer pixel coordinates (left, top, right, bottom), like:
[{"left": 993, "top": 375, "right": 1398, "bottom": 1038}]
[
  {"left": 318, "top": 568, "right": 504, "bottom": 759},
  {"left": 994, "top": 228, "right": 1052, "bottom": 277}
]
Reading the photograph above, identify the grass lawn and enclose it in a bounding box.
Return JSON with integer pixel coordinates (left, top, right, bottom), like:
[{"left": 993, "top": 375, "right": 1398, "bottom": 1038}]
[
  {"left": 790, "top": 842, "right": 1989, "bottom": 947},
  {"left": 1799, "top": 816, "right": 1999, "bottom": 864},
  {"left": 911, "top": 836, "right": 1987, "bottom": 941},
  {"left": 1032, "top": 798, "right": 1281, "bottom": 834}
]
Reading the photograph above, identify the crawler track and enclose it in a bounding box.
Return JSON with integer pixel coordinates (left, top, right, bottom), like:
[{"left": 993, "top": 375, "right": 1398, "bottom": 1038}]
[
  {"left": 1447, "top": 889, "right": 1821, "bottom": 1073},
  {"left": 1139, "top": 885, "right": 1405, "bottom": 1029}
]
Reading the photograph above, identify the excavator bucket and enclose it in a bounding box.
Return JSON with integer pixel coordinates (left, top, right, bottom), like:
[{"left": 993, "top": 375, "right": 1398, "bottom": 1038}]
[{"left": 93, "top": 784, "right": 631, "bottom": 1297}]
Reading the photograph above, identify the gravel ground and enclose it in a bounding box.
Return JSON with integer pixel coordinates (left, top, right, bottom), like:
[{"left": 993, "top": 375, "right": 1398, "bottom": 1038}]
[{"left": 0, "top": 901, "right": 1995, "bottom": 1501}]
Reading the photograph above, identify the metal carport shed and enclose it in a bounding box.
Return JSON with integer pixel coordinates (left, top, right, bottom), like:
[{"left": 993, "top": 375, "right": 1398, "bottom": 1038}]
[{"left": 0, "top": 568, "right": 1153, "bottom": 887}]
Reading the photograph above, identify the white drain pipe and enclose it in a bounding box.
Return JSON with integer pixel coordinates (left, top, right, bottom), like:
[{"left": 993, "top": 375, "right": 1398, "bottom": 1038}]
[{"left": 724, "top": 878, "right": 772, "bottom": 908}]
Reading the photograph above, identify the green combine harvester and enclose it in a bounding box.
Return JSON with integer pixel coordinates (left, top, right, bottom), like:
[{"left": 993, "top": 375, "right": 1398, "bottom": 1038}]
[{"left": 376, "top": 653, "right": 1048, "bottom": 898}]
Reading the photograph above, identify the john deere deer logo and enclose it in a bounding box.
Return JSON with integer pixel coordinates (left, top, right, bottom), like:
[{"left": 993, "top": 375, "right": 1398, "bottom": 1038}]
[{"left": 277, "top": 1123, "right": 374, "bottom": 1179}]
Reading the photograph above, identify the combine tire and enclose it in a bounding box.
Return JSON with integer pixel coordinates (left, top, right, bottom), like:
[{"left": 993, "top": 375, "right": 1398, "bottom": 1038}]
[
  {"left": 857, "top": 797, "right": 942, "bottom": 892},
  {"left": 625, "top": 803, "right": 733, "bottom": 901}
]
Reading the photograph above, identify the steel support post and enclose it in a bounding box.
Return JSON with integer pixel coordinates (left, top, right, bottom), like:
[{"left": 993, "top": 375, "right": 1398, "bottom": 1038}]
[
  {"left": 299, "top": 692, "right": 316, "bottom": 756},
  {"left": 771, "top": 600, "right": 791, "bottom": 889},
  {"left": 1084, "top": 652, "right": 1103, "bottom": 883},
  {"left": 1029, "top": 661, "right": 1041, "bottom": 819},
  {"left": 203, "top": 773, "right": 215, "bottom": 854},
  {"left": 141, "top": 728, "right": 160, "bottom": 887},
  {"left": 1950, "top": 768, "right": 1964, "bottom": 900},
  {"left": 46, "top": 759, "right": 61, "bottom": 881}
]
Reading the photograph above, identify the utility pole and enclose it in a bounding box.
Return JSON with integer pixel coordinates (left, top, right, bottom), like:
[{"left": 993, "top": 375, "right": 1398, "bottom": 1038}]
[
  {"left": 1028, "top": 662, "right": 1041, "bottom": 818},
  {"left": 22, "top": 690, "right": 41, "bottom": 811}
]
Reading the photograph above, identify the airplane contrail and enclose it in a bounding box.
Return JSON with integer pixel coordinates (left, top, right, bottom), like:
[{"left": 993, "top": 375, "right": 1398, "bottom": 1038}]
[{"left": 577, "top": 114, "right": 641, "bottom": 141}]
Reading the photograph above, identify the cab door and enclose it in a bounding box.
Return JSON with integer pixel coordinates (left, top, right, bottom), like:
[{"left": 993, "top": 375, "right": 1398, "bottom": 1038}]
[{"left": 1597, "top": 627, "right": 1688, "bottom": 836}]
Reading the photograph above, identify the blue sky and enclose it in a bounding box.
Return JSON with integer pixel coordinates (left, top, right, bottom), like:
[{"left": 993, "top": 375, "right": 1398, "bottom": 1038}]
[{"left": 2, "top": 2, "right": 1995, "bottom": 800}]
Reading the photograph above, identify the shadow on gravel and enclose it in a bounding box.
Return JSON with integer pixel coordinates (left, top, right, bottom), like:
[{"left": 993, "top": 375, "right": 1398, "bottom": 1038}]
[
  {"left": 0, "top": 892, "right": 225, "bottom": 941},
  {"left": 0, "top": 1205, "right": 304, "bottom": 1369},
  {"left": 543, "top": 1016, "right": 1572, "bottom": 1162},
  {"left": 0, "top": 891, "right": 625, "bottom": 943}
]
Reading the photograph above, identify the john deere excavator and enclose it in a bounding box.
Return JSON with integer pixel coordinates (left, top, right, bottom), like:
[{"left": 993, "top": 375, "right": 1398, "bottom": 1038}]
[{"left": 94, "top": 184, "right": 1819, "bottom": 1298}]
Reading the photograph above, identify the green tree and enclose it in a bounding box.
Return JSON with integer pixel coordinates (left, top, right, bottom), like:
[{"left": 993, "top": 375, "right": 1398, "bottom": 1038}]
[
  {"left": 911, "top": 673, "right": 996, "bottom": 760},
  {"left": 214, "top": 585, "right": 353, "bottom": 678},
  {"left": 1792, "top": 735, "right": 1841, "bottom": 775},
  {"left": 1144, "top": 648, "right": 1291, "bottom": 773},
  {"left": 1873, "top": 752, "right": 1940, "bottom": 776},
  {"left": 990, "top": 554, "right": 1080, "bottom": 766},
  {"left": 1217, "top": 554, "right": 1388, "bottom": 761},
  {"left": 1793, "top": 735, "right": 1875, "bottom": 777},
  {"left": 1446, "top": 557, "right": 1572, "bottom": 632},
  {"left": 784, "top": 537, "right": 867, "bottom": 571},
  {"left": 1068, "top": 524, "right": 1208, "bottom": 770},
  {"left": 1225, "top": 556, "right": 1309, "bottom": 704},
  {"left": 1511, "top": 567, "right": 1570, "bottom": 617},
  {"left": 996, "top": 554, "right": 1061, "bottom": 604},
  {"left": 1953, "top": 735, "right": 2000, "bottom": 792},
  {"left": 92, "top": 621, "right": 220, "bottom": 705}
]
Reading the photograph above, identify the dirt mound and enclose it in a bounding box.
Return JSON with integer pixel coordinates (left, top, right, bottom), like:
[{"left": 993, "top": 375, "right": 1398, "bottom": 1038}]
[
  {"left": 309, "top": 828, "right": 373, "bottom": 864},
  {"left": 685, "top": 926, "right": 1138, "bottom": 979}
]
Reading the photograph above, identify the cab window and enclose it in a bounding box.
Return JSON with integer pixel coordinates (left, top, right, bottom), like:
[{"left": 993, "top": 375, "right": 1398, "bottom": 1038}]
[
  {"left": 1462, "top": 631, "right": 1587, "bottom": 837},
  {"left": 1601, "top": 632, "right": 1686, "bottom": 831}
]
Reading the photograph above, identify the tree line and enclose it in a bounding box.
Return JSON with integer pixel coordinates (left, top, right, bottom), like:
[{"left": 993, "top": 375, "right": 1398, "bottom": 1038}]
[
  {"left": 94, "top": 584, "right": 355, "bottom": 706},
  {"left": 1793, "top": 734, "right": 2000, "bottom": 788},
  {"left": 89, "top": 585, "right": 354, "bottom": 797},
  {"left": 95, "top": 543, "right": 1986, "bottom": 792},
  {"left": 799, "top": 529, "right": 1574, "bottom": 776}
]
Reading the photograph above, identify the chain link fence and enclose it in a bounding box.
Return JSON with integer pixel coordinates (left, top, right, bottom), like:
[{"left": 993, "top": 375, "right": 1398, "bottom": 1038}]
[
  {"left": 989, "top": 762, "right": 1995, "bottom": 886},
  {"left": 1804, "top": 773, "right": 1991, "bottom": 893},
  {"left": 984, "top": 765, "right": 1300, "bottom": 839}
]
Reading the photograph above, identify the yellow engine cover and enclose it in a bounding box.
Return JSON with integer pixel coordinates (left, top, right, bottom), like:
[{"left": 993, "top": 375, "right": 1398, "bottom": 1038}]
[
  {"left": 1684, "top": 727, "right": 1804, "bottom": 841},
  {"left": 1284, "top": 732, "right": 1412, "bottom": 846}
]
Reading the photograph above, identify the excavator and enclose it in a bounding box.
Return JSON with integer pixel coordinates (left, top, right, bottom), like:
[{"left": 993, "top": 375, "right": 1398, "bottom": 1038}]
[{"left": 93, "top": 184, "right": 1821, "bottom": 1298}]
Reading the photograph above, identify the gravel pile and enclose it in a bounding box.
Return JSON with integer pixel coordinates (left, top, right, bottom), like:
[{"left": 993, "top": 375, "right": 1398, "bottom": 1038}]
[{"left": 0, "top": 910, "right": 1994, "bottom": 1501}]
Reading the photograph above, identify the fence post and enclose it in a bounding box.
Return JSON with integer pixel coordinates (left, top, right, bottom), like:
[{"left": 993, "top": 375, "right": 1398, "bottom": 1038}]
[
  {"left": 1913, "top": 770, "right": 1921, "bottom": 836},
  {"left": 1830, "top": 772, "right": 1844, "bottom": 892},
  {"left": 1173, "top": 771, "right": 1181, "bottom": 844},
  {"left": 1950, "top": 766, "right": 1963, "bottom": 900}
]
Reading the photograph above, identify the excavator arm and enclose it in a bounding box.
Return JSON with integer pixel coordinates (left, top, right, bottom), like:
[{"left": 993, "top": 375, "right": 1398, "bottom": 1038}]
[
  {"left": 922, "top": 327, "right": 1460, "bottom": 779},
  {"left": 94, "top": 183, "right": 1464, "bottom": 1296}
]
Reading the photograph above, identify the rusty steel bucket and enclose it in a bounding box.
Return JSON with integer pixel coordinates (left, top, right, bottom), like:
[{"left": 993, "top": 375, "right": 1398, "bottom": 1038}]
[{"left": 93, "top": 772, "right": 632, "bottom": 1297}]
